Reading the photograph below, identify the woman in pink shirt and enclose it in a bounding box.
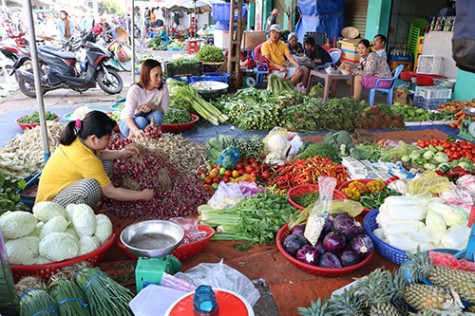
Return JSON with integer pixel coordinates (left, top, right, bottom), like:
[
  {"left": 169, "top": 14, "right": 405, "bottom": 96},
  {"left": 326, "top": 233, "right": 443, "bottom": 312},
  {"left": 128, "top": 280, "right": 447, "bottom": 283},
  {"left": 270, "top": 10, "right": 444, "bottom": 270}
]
[{"left": 119, "top": 59, "right": 169, "bottom": 138}]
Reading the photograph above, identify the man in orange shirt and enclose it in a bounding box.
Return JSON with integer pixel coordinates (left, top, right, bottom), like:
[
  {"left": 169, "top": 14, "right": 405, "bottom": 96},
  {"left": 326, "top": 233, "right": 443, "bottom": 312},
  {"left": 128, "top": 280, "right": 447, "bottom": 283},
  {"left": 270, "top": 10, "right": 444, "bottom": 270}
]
[{"left": 261, "top": 24, "right": 309, "bottom": 88}]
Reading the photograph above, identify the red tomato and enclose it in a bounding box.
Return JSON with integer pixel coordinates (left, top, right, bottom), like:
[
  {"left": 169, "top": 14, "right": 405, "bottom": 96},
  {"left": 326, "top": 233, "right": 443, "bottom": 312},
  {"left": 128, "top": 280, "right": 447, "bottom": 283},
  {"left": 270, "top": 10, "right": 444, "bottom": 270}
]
[
  {"left": 251, "top": 162, "right": 260, "bottom": 170},
  {"left": 453, "top": 152, "right": 461, "bottom": 160},
  {"left": 213, "top": 177, "right": 221, "bottom": 183},
  {"left": 204, "top": 177, "right": 213, "bottom": 184},
  {"left": 249, "top": 157, "right": 255, "bottom": 163},
  {"left": 245, "top": 165, "right": 254, "bottom": 174},
  {"left": 238, "top": 169, "right": 245, "bottom": 175},
  {"left": 261, "top": 171, "right": 271, "bottom": 180},
  {"left": 223, "top": 175, "right": 230, "bottom": 183},
  {"left": 235, "top": 163, "right": 243, "bottom": 170},
  {"left": 197, "top": 169, "right": 206, "bottom": 175},
  {"left": 224, "top": 170, "right": 232, "bottom": 177},
  {"left": 250, "top": 170, "right": 259, "bottom": 176}
]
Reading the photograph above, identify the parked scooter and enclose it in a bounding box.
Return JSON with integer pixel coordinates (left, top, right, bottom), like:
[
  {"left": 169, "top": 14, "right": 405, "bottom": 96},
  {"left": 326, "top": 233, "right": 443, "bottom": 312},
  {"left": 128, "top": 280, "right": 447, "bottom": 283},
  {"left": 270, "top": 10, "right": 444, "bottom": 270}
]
[{"left": 10, "top": 41, "right": 123, "bottom": 98}]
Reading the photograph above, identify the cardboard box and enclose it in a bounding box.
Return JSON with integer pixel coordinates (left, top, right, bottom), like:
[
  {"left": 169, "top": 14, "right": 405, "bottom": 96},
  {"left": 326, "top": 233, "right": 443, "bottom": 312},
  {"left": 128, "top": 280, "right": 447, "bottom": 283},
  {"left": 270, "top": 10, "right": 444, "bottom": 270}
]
[{"left": 243, "top": 31, "right": 266, "bottom": 49}]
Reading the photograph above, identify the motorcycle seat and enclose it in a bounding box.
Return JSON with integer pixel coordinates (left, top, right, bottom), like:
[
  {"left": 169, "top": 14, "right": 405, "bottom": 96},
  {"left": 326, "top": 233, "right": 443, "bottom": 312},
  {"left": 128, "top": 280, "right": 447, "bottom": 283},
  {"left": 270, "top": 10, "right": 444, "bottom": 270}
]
[{"left": 39, "top": 47, "right": 76, "bottom": 60}]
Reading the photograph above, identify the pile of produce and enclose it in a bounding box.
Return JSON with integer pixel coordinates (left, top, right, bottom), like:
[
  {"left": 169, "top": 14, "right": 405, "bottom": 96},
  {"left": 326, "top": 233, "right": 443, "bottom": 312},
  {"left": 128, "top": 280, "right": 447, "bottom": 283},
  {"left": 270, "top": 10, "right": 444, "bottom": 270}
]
[
  {"left": 391, "top": 104, "right": 455, "bottom": 122},
  {"left": 1, "top": 122, "right": 64, "bottom": 178},
  {"left": 105, "top": 135, "right": 209, "bottom": 218},
  {"left": 14, "top": 263, "right": 134, "bottom": 316},
  {"left": 267, "top": 74, "right": 298, "bottom": 94},
  {"left": 196, "top": 45, "right": 224, "bottom": 63},
  {"left": 165, "top": 55, "right": 202, "bottom": 77},
  {"left": 199, "top": 192, "right": 296, "bottom": 249},
  {"left": 340, "top": 179, "right": 400, "bottom": 210},
  {"left": 356, "top": 104, "right": 405, "bottom": 129},
  {"left": 1, "top": 202, "right": 113, "bottom": 265},
  {"left": 163, "top": 108, "right": 194, "bottom": 124},
  {"left": 17, "top": 111, "right": 58, "bottom": 124},
  {"left": 435, "top": 100, "right": 475, "bottom": 129},
  {"left": 206, "top": 134, "right": 264, "bottom": 162},
  {"left": 0, "top": 173, "right": 29, "bottom": 215},
  {"left": 283, "top": 213, "right": 373, "bottom": 268},
  {"left": 374, "top": 195, "right": 470, "bottom": 253},
  {"left": 417, "top": 138, "right": 475, "bottom": 163},
  {"left": 147, "top": 37, "right": 166, "bottom": 50},
  {"left": 167, "top": 79, "right": 228, "bottom": 125},
  {"left": 267, "top": 157, "right": 348, "bottom": 190}
]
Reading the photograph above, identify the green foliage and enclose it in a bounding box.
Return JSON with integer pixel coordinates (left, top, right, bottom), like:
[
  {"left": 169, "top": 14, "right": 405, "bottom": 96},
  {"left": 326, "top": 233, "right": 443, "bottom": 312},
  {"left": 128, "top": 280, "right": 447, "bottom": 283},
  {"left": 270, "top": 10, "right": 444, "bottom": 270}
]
[
  {"left": 98, "top": 0, "right": 125, "bottom": 16},
  {"left": 196, "top": 45, "right": 224, "bottom": 62}
]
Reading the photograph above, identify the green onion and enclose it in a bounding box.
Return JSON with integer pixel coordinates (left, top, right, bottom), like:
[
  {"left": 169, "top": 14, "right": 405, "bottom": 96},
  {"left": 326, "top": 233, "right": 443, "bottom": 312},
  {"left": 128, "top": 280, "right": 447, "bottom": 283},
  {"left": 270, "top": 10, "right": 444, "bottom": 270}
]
[
  {"left": 49, "top": 272, "right": 91, "bottom": 316},
  {"left": 16, "top": 277, "right": 58, "bottom": 316}
]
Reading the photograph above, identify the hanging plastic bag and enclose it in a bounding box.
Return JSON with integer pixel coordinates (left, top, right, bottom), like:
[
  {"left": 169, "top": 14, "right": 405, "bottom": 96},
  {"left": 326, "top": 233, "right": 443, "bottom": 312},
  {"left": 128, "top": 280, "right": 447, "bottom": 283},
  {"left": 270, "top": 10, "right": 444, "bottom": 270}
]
[{"left": 173, "top": 259, "right": 260, "bottom": 306}]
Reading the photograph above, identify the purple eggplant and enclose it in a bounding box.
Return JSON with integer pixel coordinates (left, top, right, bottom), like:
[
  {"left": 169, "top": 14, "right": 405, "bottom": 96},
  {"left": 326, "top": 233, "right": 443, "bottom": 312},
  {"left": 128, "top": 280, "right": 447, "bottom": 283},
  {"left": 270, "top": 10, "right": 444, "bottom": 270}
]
[
  {"left": 322, "top": 215, "right": 334, "bottom": 236},
  {"left": 338, "top": 248, "right": 360, "bottom": 267},
  {"left": 333, "top": 214, "right": 364, "bottom": 238},
  {"left": 314, "top": 241, "right": 326, "bottom": 255},
  {"left": 291, "top": 225, "right": 306, "bottom": 236},
  {"left": 323, "top": 232, "right": 346, "bottom": 253},
  {"left": 350, "top": 234, "right": 374, "bottom": 259},
  {"left": 283, "top": 234, "right": 308, "bottom": 257},
  {"left": 296, "top": 245, "right": 319, "bottom": 265},
  {"left": 318, "top": 252, "right": 342, "bottom": 268}
]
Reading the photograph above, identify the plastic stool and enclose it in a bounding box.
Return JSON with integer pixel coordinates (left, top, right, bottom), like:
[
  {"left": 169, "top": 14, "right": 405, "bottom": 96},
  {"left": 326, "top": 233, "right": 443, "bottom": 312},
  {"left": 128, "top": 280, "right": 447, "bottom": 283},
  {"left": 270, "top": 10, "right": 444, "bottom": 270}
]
[{"left": 187, "top": 40, "right": 200, "bottom": 54}]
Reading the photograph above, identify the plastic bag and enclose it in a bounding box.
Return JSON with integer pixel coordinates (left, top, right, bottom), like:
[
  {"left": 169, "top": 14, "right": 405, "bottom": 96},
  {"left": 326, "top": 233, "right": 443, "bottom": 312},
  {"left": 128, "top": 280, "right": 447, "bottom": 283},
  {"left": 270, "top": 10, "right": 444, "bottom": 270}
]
[
  {"left": 440, "top": 184, "right": 474, "bottom": 206},
  {"left": 215, "top": 146, "right": 240, "bottom": 170},
  {"left": 169, "top": 217, "right": 207, "bottom": 243},
  {"left": 173, "top": 259, "right": 260, "bottom": 306},
  {"left": 308, "top": 82, "right": 324, "bottom": 98},
  {"left": 407, "top": 170, "right": 452, "bottom": 197},
  {"left": 207, "top": 182, "right": 265, "bottom": 209}
]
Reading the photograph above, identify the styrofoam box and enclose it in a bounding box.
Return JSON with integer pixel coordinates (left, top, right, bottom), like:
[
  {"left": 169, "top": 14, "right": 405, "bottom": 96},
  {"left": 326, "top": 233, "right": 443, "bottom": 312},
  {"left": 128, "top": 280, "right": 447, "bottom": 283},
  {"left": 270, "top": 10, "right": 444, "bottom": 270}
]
[{"left": 416, "top": 55, "right": 443, "bottom": 75}]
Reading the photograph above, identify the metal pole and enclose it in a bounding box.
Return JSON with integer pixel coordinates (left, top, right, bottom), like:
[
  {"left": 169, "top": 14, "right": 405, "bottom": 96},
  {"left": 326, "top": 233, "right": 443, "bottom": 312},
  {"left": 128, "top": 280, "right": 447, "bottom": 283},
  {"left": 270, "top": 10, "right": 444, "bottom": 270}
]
[
  {"left": 131, "top": 0, "right": 136, "bottom": 83},
  {"left": 25, "top": 0, "right": 50, "bottom": 162}
]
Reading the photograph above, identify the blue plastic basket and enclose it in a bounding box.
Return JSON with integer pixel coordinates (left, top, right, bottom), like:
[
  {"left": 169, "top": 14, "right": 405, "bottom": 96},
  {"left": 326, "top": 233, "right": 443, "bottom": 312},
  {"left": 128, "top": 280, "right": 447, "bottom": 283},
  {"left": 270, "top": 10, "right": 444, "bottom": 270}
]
[
  {"left": 188, "top": 72, "right": 230, "bottom": 84},
  {"left": 363, "top": 209, "right": 409, "bottom": 265}
]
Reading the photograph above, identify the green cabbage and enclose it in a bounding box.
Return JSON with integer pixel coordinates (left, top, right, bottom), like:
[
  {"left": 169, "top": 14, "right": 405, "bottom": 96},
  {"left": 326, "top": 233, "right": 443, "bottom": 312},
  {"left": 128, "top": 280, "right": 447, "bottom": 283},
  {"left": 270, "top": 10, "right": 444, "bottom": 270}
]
[
  {"left": 35, "top": 255, "right": 53, "bottom": 265},
  {"left": 39, "top": 232, "right": 79, "bottom": 262},
  {"left": 29, "top": 222, "right": 44, "bottom": 237},
  {"left": 33, "top": 201, "right": 67, "bottom": 222},
  {"left": 64, "top": 226, "right": 79, "bottom": 240},
  {"left": 39, "top": 216, "right": 69, "bottom": 239},
  {"left": 429, "top": 201, "right": 468, "bottom": 227},
  {"left": 71, "top": 204, "right": 96, "bottom": 237},
  {"left": 78, "top": 236, "right": 100, "bottom": 256},
  {"left": 425, "top": 209, "right": 447, "bottom": 242},
  {"left": 94, "top": 214, "right": 113, "bottom": 245},
  {"left": 0, "top": 211, "right": 37, "bottom": 239},
  {"left": 6, "top": 236, "right": 39, "bottom": 265}
]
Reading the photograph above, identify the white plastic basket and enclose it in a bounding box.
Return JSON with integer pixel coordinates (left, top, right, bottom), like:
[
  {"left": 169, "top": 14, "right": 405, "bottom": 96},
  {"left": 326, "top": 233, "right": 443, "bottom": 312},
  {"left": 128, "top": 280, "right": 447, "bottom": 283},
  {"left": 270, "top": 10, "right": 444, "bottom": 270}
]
[
  {"left": 414, "top": 86, "right": 452, "bottom": 99},
  {"left": 416, "top": 55, "right": 443, "bottom": 75}
]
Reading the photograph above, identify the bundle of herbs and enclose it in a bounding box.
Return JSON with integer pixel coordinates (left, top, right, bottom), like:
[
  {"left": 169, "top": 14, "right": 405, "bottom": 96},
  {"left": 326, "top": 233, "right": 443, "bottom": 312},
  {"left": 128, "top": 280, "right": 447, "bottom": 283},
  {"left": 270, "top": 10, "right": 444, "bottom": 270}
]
[
  {"left": 48, "top": 272, "right": 90, "bottom": 316},
  {"left": 15, "top": 277, "right": 57, "bottom": 316},
  {"left": 163, "top": 108, "right": 194, "bottom": 124},
  {"left": 105, "top": 136, "right": 209, "bottom": 219},
  {"left": 196, "top": 45, "right": 224, "bottom": 63},
  {"left": 198, "top": 192, "right": 297, "bottom": 249}
]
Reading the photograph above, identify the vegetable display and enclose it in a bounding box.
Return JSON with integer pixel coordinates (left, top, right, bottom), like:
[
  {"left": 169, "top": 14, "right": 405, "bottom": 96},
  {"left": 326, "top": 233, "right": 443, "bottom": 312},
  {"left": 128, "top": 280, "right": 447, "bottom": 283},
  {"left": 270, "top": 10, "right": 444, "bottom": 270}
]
[
  {"left": 391, "top": 104, "right": 455, "bottom": 122},
  {"left": 163, "top": 109, "right": 194, "bottom": 124},
  {"left": 196, "top": 45, "right": 225, "bottom": 63},
  {"left": 0, "top": 173, "right": 28, "bottom": 216},
  {"left": 356, "top": 104, "right": 405, "bottom": 129},
  {"left": 17, "top": 111, "right": 58, "bottom": 124}
]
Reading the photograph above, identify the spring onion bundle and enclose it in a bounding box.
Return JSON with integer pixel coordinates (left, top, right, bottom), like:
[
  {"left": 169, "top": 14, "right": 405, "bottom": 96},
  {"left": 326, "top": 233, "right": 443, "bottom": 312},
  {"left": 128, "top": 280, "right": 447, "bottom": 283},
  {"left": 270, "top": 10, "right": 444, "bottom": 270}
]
[
  {"left": 75, "top": 266, "right": 134, "bottom": 316},
  {"left": 15, "top": 276, "right": 57, "bottom": 316},
  {"left": 49, "top": 272, "right": 90, "bottom": 316}
]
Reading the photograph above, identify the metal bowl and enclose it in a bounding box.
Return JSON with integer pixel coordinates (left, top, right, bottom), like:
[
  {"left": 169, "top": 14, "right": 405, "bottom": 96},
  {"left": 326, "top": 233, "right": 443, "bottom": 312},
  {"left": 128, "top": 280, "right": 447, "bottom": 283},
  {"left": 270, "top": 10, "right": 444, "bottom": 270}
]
[
  {"left": 120, "top": 220, "right": 184, "bottom": 258},
  {"left": 464, "top": 107, "right": 475, "bottom": 117}
]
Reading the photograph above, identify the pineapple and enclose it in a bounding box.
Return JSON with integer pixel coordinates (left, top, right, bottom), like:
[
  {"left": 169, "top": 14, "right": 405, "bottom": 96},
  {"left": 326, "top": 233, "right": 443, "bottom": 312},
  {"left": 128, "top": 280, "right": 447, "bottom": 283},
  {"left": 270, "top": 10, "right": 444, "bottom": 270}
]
[
  {"left": 328, "top": 287, "right": 366, "bottom": 316},
  {"left": 358, "top": 268, "right": 402, "bottom": 316},
  {"left": 410, "top": 251, "right": 475, "bottom": 304},
  {"left": 403, "top": 283, "right": 460, "bottom": 312},
  {"left": 408, "top": 311, "right": 439, "bottom": 316},
  {"left": 297, "top": 298, "right": 332, "bottom": 316}
]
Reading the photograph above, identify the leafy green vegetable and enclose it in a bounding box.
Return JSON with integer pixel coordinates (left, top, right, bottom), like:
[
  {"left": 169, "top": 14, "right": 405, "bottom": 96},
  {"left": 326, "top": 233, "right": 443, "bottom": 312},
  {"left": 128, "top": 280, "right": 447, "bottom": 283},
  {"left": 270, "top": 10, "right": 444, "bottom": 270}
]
[
  {"left": 196, "top": 45, "right": 224, "bottom": 62},
  {"left": 163, "top": 109, "right": 193, "bottom": 124},
  {"left": 0, "top": 173, "right": 28, "bottom": 215},
  {"left": 358, "top": 188, "right": 400, "bottom": 210},
  {"left": 18, "top": 111, "right": 57, "bottom": 124},
  {"left": 297, "top": 143, "right": 341, "bottom": 162},
  {"left": 354, "top": 143, "right": 382, "bottom": 162},
  {"left": 293, "top": 192, "right": 319, "bottom": 208}
]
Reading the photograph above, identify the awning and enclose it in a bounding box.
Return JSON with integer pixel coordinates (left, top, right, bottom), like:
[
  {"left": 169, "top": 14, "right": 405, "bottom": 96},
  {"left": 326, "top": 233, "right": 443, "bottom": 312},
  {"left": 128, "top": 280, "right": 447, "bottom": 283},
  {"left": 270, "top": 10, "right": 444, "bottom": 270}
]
[{"left": 161, "top": 0, "right": 211, "bottom": 14}]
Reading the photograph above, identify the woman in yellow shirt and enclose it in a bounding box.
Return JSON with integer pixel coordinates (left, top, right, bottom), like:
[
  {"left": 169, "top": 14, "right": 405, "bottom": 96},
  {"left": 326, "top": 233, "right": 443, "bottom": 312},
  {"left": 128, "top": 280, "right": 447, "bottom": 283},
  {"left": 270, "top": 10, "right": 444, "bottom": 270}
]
[{"left": 36, "top": 111, "right": 154, "bottom": 209}]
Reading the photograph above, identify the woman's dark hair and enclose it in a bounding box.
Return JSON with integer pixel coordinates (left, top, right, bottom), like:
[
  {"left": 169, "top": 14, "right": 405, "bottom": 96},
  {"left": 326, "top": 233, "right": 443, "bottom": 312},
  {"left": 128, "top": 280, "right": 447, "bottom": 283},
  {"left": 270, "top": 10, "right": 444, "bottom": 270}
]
[
  {"left": 358, "top": 39, "right": 371, "bottom": 48},
  {"left": 60, "top": 110, "right": 116, "bottom": 145},
  {"left": 137, "top": 59, "right": 163, "bottom": 90}
]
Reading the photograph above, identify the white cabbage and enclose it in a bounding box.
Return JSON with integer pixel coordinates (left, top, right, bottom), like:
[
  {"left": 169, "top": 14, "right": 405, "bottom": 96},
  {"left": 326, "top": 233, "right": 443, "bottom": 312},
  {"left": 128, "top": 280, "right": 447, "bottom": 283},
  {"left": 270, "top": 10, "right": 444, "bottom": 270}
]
[
  {"left": 65, "top": 204, "right": 76, "bottom": 221},
  {"left": 440, "top": 225, "right": 471, "bottom": 250},
  {"left": 0, "top": 211, "right": 37, "bottom": 239},
  {"left": 64, "top": 226, "right": 79, "bottom": 240},
  {"left": 39, "top": 216, "right": 69, "bottom": 239},
  {"left": 5, "top": 236, "right": 39, "bottom": 265},
  {"left": 72, "top": 204, "right": 96, "bottom": 237},
  {"left": 78, "top": 236, "right": 100, "bottom": 256},
  {"left": 33, "top": 201, "right": 67, "bottom": 222},
  {"left": 429, "top": 201, "right": 468, "bottom": 227},
  {"left": 35, "top": 255, "right": 53, "bottom": 265},
  {"left": 425, "top": 209, "right": 447, "bottom": 237},
  {"left": 39, "top": 232, "right": 79, "bottom": 262},
  {"left": 94, "top": 214, "right": 113, "bottom": 245},
  {"left": 29, "top": 222, "right": 44, "bottom": 238}
]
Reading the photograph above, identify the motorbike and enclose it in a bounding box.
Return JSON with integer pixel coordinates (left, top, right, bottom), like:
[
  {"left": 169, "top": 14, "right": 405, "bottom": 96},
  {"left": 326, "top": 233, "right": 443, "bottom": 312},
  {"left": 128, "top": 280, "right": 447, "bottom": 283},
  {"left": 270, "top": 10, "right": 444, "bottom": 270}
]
[{"left": 10, "top": 41, "right": 123, "bottom": 98}]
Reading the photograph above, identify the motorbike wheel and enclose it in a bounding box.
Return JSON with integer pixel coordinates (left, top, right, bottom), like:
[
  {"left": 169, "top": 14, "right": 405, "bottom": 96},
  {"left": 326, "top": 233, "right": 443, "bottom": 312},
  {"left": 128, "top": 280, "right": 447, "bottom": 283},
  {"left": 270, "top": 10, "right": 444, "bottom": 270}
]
[
  {"left": 97, "top": 68, "right": 123, "bottom": 94},
  {"left": 18, "top": 76, "right": 45, "bottom": 98}
]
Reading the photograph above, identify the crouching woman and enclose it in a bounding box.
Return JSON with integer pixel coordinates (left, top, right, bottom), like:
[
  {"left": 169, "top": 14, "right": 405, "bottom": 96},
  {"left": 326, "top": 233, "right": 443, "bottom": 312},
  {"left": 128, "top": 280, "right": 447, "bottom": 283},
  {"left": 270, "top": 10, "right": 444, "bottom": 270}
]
[{"left": 36, "top": 111, "right": 154, "bottom": 209}]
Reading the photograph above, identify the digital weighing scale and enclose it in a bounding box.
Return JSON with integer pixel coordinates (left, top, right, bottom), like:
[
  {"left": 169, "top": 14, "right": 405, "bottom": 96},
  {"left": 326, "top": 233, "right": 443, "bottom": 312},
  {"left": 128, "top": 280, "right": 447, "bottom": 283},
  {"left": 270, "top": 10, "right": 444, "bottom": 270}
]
[
  {"left": 459, "top": 107, "right": 475, "bottom": 142},
  {"left": 120, "top": 220, "right": 184, "bottom": 293}
]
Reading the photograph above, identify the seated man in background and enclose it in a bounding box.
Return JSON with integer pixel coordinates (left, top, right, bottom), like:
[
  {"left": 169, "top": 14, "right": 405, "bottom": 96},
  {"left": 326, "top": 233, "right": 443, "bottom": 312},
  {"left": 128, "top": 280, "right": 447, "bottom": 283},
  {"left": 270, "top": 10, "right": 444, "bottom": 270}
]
[
  {"left": 373, "top": 34, "right": 388, "bottom": 62},
  {"left": 304, "top": 37, "right": 332, "bottom": 68},
  {"left": 261, "top": 24, "right": 309, "bottom": 87}
]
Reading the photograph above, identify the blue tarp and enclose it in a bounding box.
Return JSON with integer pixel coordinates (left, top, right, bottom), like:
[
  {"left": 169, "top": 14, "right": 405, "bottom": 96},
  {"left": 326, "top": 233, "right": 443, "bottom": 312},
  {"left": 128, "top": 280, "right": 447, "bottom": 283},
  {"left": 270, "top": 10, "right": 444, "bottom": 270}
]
[{"left": 294, "top": 0, "right": 344, "bottom": 44}]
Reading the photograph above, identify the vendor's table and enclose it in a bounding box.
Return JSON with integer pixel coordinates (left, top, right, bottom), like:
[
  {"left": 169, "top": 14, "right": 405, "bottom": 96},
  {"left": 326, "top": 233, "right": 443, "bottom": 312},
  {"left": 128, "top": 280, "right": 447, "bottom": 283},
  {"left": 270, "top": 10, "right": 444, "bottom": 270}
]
[{"left": 307, "top": 70, "right": 354, "bottom": 101}]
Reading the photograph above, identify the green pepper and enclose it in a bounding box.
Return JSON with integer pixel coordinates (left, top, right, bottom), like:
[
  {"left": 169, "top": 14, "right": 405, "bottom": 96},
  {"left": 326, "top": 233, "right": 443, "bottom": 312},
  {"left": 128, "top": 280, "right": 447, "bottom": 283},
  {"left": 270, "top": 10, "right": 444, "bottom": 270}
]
[{"left": 438, "top": 164, "right": 451, "bottom": 173}]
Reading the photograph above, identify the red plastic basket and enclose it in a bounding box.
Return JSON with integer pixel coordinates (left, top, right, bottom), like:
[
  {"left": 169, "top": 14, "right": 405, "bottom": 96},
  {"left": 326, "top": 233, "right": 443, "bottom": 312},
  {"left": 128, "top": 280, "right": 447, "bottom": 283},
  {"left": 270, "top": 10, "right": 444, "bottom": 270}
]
[
  {"left": 287, "top": 184, "right": 346, "bottom": 210},
  {"left": 276, "top": 224, "right": 374, "bottom": 277},
  {"left": 10, "top": 233, "right": 117, "bottom": 281},
  {"left": 162, "top": 114, "right": 199, "bottom": 133},
  {"left": 400, "top": 71, "right": 417, "bottom": 82},
  {"left": 117, "top": 225, "right": 215, "bottom": 261},
  {"left": 16, "top": 113, "right": 61, "bottom": 130}
]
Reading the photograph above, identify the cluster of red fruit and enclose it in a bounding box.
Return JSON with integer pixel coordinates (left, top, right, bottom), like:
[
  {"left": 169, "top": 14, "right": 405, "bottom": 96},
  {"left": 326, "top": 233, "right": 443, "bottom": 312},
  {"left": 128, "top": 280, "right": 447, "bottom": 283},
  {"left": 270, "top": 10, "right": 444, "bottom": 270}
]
[{"left": 197, "top": 157, "right": 272, "bottom": 190}]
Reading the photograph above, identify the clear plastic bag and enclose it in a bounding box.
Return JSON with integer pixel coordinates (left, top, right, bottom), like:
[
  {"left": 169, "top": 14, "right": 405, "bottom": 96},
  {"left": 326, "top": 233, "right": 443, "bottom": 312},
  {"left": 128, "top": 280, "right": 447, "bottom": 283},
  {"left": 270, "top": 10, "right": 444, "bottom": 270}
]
[
  {"left": 207, "top": 182, "right": 264, "bottom": 209},
  {"left": 215, "top": 146, "right": 240, "bottom": 170},
  {"left": 169, "top": 217, "right": 207, "bottom": 244},
  {"left": 173, "top": 259, "right": 260, "bottom": 307}
]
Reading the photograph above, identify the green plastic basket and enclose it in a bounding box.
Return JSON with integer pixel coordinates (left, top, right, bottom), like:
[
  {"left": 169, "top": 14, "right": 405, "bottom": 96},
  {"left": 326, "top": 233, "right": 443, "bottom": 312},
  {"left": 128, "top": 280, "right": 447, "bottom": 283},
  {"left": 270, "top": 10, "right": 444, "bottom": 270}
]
[{"left": 407, "top": 18, "right": 428, "bottom": 55}]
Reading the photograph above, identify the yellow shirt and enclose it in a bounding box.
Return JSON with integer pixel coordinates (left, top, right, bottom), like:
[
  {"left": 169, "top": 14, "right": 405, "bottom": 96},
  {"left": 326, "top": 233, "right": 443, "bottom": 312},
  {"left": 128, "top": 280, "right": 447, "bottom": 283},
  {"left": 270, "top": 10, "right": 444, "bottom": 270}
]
[
  {"left": 36, "top": 138, "right": 111, "bottom": 202},
  {"left": 261, "top": 39, "right": 290, "bottom": 66}
]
